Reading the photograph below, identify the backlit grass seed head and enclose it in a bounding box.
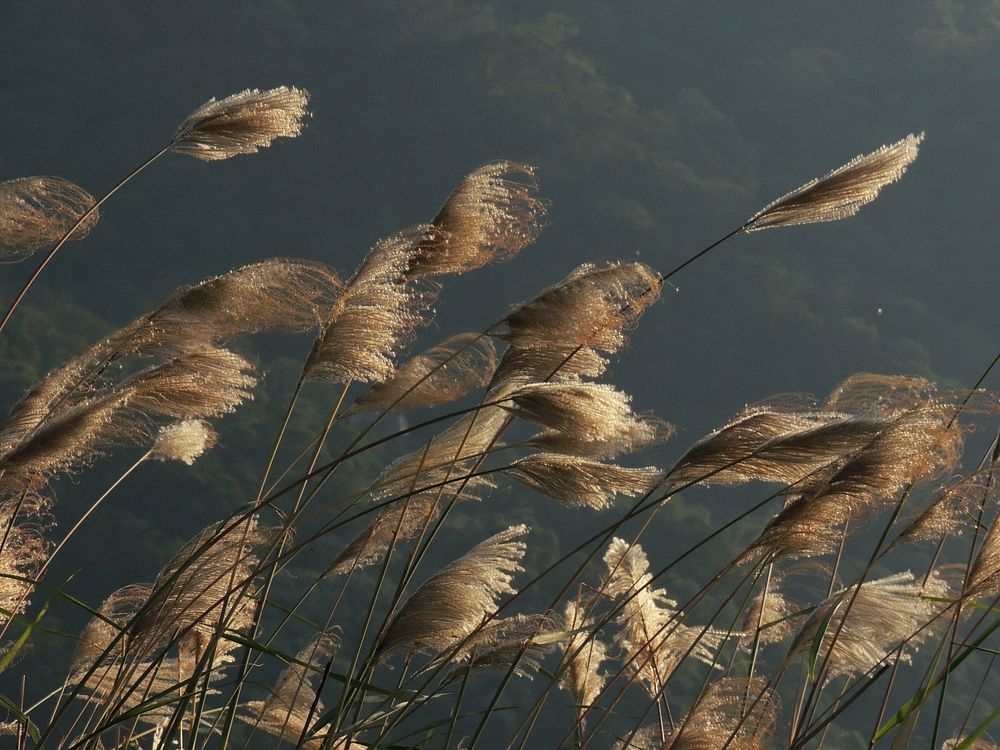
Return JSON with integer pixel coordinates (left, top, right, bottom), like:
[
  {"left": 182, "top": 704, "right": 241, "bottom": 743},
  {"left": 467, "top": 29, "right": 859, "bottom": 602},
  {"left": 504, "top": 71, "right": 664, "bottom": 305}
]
[
  {"left": 172, "top": 86, "right": 310, "bottom": 161},
  {"left": 617, "top": 677, "right": 777, "bottom": 750},
  {"left": 741, "top": 401, "right": 965, "bottom": 563},
  {"left": 71, "top": 583, "right": 152, "bottom": 677},
  {"left": 969, "top": 517, "right": 1000, "bottom": 600},
  {"left": 667, "top": 407, "right": 888, "bottom": 488},
  {"left": 603, "top": 539, "right": 723, "bottom": 697},
  {"left": 506, "top": 453, "right": 662, "bottom": 509},
  {"left": 149, "top": 419, "right": 218, "bottom": 465},
  {"left": 0, "top": 176, "right": 98, "bottom": 260},
  {"left": 377, "top": 524, "right": 528, "bottom": 658},
  {"left": 786, "top": 570, "right": 950, "bottom": 678},
  {"left": 504, "top": 381, "right": 672, "bottom": 458},
  {"left": 0, "top": 493, "right": 51, "bottom": 627},
  {"left": 241, "top": 633, "right": 339, "bottom": 750},
  {"left": 408, "top": 161, "right": 547, "bottom": 277},
  {"left": 122, "top": 348, "right": 257, "bottom": 419},
  {"left": 745, "top": 133, "right": 924, "bottom": 231},
  {"left": 305, "top": 228, "right": 435, "bottom": 384},
  {"left": 741, "top": 575, "right": 798, "bottom": 648},
  {"left": 131, "top": 517, "right": 278, "bottom": 668},
  {"left": 441, "top": 613, "right": 554, "bottom": 680},
  {"left": 325, "top": 496, "right": 439, "bottom": 577},
  {"left": 559, "top": 599, "right": 609, "bottom": 727},
  {"left": 896, "top": 472, "right": 990, "bottom": 546},
  {"left": 151, "top": 258, "right": 342, "bottom": 342},
  {"left": 501, "top": 261, "right": 662, "bottom": 355},
  {"left": 348, "top": 332, "right": 497, "bottom": 414},
  {"left": 490, "top": 344, "right": 609, "bottom": 390}
]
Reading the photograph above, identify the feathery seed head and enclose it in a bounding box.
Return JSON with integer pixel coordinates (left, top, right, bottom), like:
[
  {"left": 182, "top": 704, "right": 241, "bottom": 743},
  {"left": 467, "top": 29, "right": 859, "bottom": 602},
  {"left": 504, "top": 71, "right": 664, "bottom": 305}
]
[
  {"left": 0, "top": 176, "right": 98, "bottom": 260},
  {"left": 377, "top": 524, "right": 529, "bottom": 658},
  {"left": 172, "top": 86, "right": 310, "bottom": 161},
  {"left": 506, "top": 453, "right": 662, "bottom": 509},
  {"left": 149, "top": 420, "right": 218, "bottom": 465},
  {"left": 408, "top": 161, "right": 547, "bottom": 277},
  {"left": 745, "top": 133, "right": 924, "bottom": 231}
]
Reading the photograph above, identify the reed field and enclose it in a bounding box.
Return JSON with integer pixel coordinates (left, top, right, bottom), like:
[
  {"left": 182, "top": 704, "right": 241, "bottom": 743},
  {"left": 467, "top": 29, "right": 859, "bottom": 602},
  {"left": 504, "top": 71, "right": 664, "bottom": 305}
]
[{"left": 1, "top": 84, "right": 999, "bottom": 750}]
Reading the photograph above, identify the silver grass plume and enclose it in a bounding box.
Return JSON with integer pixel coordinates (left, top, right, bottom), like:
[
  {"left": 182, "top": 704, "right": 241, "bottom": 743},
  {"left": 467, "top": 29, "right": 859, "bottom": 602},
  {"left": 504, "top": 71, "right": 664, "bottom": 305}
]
[
  {"left": 667, "top": 405, "right": 889, "bottom": 488},
  {"left": 505, "top": 452, "right": 662, "bottom": 509},
  {"left": 144, "top": 258, "right": 342, "bottom": 347},
  {"left": 559, "top": 599, "right": 609, "bottom": 728},
  {"left": 408, "top": 161, "right": 546, "bottom": 277},
  {"left": 942, "top": 739, "right": 1000, "bottom": 750},
  {"left": 603, "top": 538, "right": 724, "bottom": 698},
  {"left": 372, "top": 407, "right": 508, "bottom": 499},
  {"left": 969, "top": 514, "right": 1000, "bottom": 600},
  {"left": 503, "top": 382, "right": 672, "bottom": 458},
  {"left": 0, "top": 176, "right": 98, "bottom": 260},
  {"left": 70, "top": 583, "right": 152, "bottom": 679},
  {"left": 0, "top": 394, "right": 139, "bottom": 481},
  {"left": 490, "top": 344, "right": 610, "bottom": 390},
  {"left": 501, "top": 262, "right": 662, "bottom": 355},
  {"left": 131, "top": 517, "right": 279, "bottom": 673},
  {"left": 72, "top": 657, "right": 193, "bottom": 726},
  {"left": 740, "top": 573, "right": 798, "bottom": 648},
  {"left": 325, "top": 496, "right": 439, "bottom": 576},
  {"left": 0, "top": 493, "right": 51, "bottom": 627},
  {"left": 896, "top": 472, "right": 991, "bottom": 546},
  {"left": 615, "top": 677, "right": 777, "bottom": 750},
  {"left": 148, "top": 420, "right": 217, "bottom": 465},
  {"left": 376, "top": 524, "right": 528, "bottom": 658},
  {"left": 172, "top": 86, "right": 310, "bottom": 161},
  {"left": 440, "top": 613, "right": 553, "bottom": 681},
  {"left": 121, "top": 347, "right": 257, "bottom": 419},
  {"left": 347, "top": 333, "right": 496, "bottom": 414},
  {"left": 786, "top": 570, "right": 950, "bottom": 678},
  {"left": 0, "top": 260, "right": 334, "bottom": 449},
  {"left": 741, "top": 398, "right": 966, "bottom": 563},
  {"left": 744, "top": 133, "right": 923, "bottom": 231},
  {"left": 304, "top": 228, "right": 435, "bottom": 384},
  {"left": 241, "top": 633, "right": 339, "bottom": 750}
]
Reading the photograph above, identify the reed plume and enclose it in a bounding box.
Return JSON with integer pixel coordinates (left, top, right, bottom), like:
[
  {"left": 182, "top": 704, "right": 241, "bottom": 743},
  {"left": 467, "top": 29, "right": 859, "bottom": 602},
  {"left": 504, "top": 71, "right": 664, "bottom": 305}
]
[
  {"left": 441, "top": 613, "right": 553, "bottom": 678},
  {"left": 505, "top": 452, "right": 662, "bottom": 509},
  {"left": 408, "top": 161, "right": 546, "bottom": 278},
  {"left": 70, "top": 583, "right": 152, "bottom": 678},
  {"left": 172, "top": 86, "right": 311, "bottom": 161},
  {"left": 895, "top": 472, "right": 990, "bottom": 545},
  {"left": 241, "top": 633, "right": 339, "bottom": 750},
  {"left": 559, "top": 598, "right": 609, "bottom": 728},
  {"left": 0, "top": 176, "right": 98, "bottom": 261},
  {"left": 304, "top": 228, "right": 435, "bottom": 384},
  {"left": 147, "top": 419, "right": 218, "bottom": 465},
  {"left": 968, "top": 514, "right": 1000, "bottom": 599},
  {"left": 603, "top": 538, "right": 723, "bottom": 699},
  {"left": 744, "top": 133, "right": 923, "bottom": 231},
  {"left": 325, "top": 496, "right": 439, "bottom": 576},
  {"left": 667, "top": 405, "right": 888, "bottom": 487},
  {"left": 503, "top": 381, "right": 672, "bottom": 458},
  {"left": 741, "top": 396, "right": 966, "bottom": 563},
  {"left": 500, "top": 261, "right": 662, "bottom": 355},
  {"left": 786, "top": 570, "right": 950, "bottom": 678},
  {"left": 130, "top": 517, "right": 278, "bottom": 673},
  {"left": 0, "top": 492, "right": 51, "bottom": 628},
  {"left": 741, "top": 573, "right": 798, "bottom": 648},
  {"left": 615, "top": 677, "right": 777, "bottom": 750},
  {"left": 490, "top": 343, "right": 609, "bottom": 388},
  {"left": 348, "top": 333, "right": 496, "bottom": 414},
  {"left": 376, "top": 524, "right": 528, "bottom": 658}
]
